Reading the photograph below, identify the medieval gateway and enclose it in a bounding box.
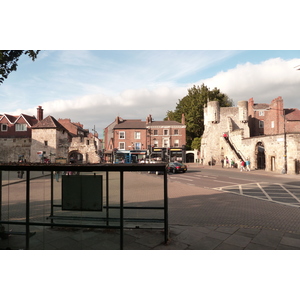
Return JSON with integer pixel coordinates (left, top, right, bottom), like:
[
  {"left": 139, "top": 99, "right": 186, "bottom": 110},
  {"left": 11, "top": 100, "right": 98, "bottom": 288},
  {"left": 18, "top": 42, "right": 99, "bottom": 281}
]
[{"left": 200, "top": 96, "right": 300, "bottom": 175}]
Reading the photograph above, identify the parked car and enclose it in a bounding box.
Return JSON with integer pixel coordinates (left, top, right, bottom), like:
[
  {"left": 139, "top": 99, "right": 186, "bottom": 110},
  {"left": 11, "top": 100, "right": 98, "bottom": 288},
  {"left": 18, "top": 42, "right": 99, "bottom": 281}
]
[{"left": 167, "top": 162, "right": 187, "bottom": 174}]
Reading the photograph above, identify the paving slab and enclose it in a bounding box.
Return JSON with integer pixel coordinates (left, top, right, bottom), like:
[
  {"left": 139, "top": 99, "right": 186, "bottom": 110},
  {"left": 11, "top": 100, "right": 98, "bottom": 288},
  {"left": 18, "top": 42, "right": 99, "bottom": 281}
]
[
  {"left": 206, "top": 230, "right": 231, "bottom": 241},
  {"left": 153, "top": 240, "right": 189, "bottom": 250},
  {"left": 215, "top": 226, "right": 240, "bottom": 234},
  {"left": 188, "top": 236, "right": 223, "bottom": 250},
  {"left": 224, "top": 234, "right": 252, "bottom": 248},
  {"left": 214, "top": 242, "right": 244, "bottom": 250},
  {"left": 244, "top": 242, "right": 276, "bottom": 250},
  {"left": 251, "top": 229, "right": 284, "bottom": 248},
  {"left": 172, "top": 228, "right": 206, "bottom": 245},
  {"left": 280, "top": 236, "right": 300, "bottom": 249}
]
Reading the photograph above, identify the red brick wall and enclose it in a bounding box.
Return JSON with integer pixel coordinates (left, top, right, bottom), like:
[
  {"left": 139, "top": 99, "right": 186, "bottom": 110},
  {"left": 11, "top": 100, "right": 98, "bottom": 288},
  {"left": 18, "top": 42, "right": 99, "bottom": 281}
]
[{"left": 114, "top": 128, "right": 147, "bottom": 150}]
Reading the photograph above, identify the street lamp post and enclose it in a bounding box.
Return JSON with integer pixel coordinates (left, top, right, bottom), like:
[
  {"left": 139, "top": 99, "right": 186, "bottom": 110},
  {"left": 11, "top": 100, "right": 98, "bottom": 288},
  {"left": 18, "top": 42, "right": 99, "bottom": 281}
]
[{"left": 282, "top": 110, "right": 287, "bottom": 174}]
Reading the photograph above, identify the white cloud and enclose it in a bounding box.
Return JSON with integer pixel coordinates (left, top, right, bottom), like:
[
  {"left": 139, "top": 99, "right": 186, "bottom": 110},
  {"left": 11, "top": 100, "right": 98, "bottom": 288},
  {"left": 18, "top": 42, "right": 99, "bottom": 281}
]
[
  {"left": 5, "top": 54, "right": 300, "bottom": 138},
  {"left": 202, "top": 58, "right": 300, "bottom": 106},
  {"left": 15, "top": 85, "right": 188, "bottom": 136}
]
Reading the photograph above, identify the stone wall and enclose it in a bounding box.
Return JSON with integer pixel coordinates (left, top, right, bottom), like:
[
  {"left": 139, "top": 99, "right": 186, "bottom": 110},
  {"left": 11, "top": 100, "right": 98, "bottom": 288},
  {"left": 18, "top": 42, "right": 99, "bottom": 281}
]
[
  {"left": 201, "top": 100, "right": 300, "bottom": 174},
  {"left": 69, "top": 137, "right": 100, "bottom": 163},
  {"left": 0, "top": 138, "right": 31, "bottom": 162},
  {"left": 30, "top": 128, "right": 70, "bottom": 162}
]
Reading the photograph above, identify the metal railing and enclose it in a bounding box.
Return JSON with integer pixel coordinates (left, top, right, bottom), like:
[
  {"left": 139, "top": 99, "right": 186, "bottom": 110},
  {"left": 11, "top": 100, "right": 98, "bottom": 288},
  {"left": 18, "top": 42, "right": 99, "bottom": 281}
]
[{"left": 0, "top": 163, "right": 168, "bottom": 250}]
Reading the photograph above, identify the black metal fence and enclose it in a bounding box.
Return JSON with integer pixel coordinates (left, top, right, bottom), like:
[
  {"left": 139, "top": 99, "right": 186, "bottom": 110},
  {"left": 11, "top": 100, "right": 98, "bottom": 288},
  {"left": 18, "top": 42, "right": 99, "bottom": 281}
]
[{"left": 0, "top": 163, "right": 168, "bottom": 250}]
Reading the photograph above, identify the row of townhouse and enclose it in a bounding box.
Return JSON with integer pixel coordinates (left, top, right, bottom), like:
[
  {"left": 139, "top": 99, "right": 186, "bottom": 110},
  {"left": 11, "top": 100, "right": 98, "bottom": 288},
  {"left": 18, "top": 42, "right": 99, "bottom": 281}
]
[
  {"left": 0, "top": 106, "right": 102, "bottom": 164},
  {"left": 104, "top": 114, "right": 187, "bottom": 163}
]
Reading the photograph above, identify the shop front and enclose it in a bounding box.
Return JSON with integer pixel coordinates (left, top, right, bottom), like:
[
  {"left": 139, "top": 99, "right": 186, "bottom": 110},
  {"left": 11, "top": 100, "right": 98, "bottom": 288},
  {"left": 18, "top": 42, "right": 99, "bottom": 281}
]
[
  {"left": 170, "top": 148, "right": 185, "bottom": 162},
  {"left": 150, "top": 147, "right": 165, "bottom": 162},
  {"left": 129, "top": 150, "right": 147, "bottom": 163},
  {"left": 114, "top": 150, "right": 130, "bottom": 163}
]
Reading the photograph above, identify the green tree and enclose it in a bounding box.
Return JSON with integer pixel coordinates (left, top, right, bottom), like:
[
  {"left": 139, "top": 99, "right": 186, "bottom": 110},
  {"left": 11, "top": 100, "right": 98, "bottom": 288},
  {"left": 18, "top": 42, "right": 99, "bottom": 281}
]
[
  {"left": 166, "top": 84, "right": 233, "bottom": 149},
  {"left": 0, "top": 50, "right": 40, "bottom": 84},
  {"left": 191, "top": 137, "right": 201, "bottom": 150}
]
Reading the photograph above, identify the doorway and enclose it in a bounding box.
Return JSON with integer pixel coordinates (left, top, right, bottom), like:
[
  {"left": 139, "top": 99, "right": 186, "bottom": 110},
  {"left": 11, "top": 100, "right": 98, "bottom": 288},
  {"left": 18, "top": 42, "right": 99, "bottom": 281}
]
[{"left": 256, "top": 142, "right": 265, "bottom": 170}]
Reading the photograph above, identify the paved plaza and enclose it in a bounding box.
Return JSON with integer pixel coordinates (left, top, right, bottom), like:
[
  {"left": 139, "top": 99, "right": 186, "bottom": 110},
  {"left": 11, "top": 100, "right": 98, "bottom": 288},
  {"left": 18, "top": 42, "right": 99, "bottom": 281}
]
[{"left": 1, "top": 165, "right": 300, "bottom": 250}]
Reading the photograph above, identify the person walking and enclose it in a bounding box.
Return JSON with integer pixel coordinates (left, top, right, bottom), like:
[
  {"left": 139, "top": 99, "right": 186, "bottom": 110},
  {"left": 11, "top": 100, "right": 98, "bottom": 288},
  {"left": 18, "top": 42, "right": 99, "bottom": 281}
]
[
  {"left": 231, "top": 158, "right": 235, "bottom": 168},
  {"left": 225, "top": 156, "right": 229, "bottom": 168},
  {"left": 240, "top": 160, "right": 245, "bottom": 172},
  {"left": 245, "top": 159, "right": 251, "bottom": 171}
]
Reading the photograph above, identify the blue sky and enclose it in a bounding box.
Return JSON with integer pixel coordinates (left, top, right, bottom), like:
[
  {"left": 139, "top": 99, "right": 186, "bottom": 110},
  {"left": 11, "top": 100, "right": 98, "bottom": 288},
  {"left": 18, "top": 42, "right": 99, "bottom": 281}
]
[
  {"left": 1, "top": 50, "right": 299, "bottom": 137},
  {"left": 1, "top": 1, "right": 299, "bottom": 138}
]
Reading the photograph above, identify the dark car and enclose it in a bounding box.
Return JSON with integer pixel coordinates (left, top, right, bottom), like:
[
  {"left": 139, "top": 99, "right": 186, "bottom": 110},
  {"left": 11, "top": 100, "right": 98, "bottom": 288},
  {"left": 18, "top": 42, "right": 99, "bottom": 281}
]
[{"left": 167, "top": 162, "right": 187, "bottom": 174}]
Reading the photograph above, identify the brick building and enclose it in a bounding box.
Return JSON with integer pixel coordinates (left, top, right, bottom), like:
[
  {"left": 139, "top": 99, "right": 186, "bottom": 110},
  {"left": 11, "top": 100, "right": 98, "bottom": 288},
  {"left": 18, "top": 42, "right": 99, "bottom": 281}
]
[
  {"left": 249, "top": 96, "right": 300, "bottom": 136},
  {"left": 0, "top": 106, "right": 101, "bottom": 164},
  {"left": 0, "top": 108, "right": 40, "bottom": 162},
  {"left": 104, "top": 115, "right": 186, "bottom": 163}
]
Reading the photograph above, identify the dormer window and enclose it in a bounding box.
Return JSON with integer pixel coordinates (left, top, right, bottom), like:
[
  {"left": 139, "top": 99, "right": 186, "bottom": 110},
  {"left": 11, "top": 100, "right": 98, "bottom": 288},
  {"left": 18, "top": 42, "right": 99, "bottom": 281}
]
[{"left": 15, "top": 124, "right": 27, "bottom": 131}]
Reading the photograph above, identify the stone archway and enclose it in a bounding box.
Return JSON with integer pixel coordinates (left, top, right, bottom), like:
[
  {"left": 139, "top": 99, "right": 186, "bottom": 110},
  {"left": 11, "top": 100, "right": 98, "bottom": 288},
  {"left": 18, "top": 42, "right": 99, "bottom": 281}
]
[
  {"left": 186, "top": 152, "right": 195, "bottom": 163},
  {"left": 256, "top": 142, "right": 265, "bottom": 170},
  {"left": 69, "top": 151, "right": 83, "bottom": 164}
]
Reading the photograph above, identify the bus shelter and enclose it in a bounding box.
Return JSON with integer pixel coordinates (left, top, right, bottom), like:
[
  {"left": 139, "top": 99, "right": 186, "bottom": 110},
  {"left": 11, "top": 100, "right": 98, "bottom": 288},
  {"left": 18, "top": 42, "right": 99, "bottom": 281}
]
[{"left": 0, "top": 163, "right": 168, "bottom": 250}]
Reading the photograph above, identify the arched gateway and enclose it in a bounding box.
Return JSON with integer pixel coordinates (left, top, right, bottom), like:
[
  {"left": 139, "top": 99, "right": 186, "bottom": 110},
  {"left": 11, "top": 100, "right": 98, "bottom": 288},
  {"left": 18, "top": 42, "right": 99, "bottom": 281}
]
[
  {"left": 69, "top": 151, "right": 83, "bottom": 163},
  {"left": 256, "top": 142, "right": 265, "bottom": 170}
]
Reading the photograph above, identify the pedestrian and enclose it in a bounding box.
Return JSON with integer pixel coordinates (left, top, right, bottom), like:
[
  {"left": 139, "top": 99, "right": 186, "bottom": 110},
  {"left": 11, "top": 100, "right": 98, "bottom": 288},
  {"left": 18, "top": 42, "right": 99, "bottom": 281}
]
[
  {"left": 231, "top": 158, "right": 235, "bottom": 168},
  {"left": 245, "top": 159, "right": 251, "bottom": 171},
  {"left": 17, "top": 170, "right": 24, "bottom": 178},
  {"left": 55, "top": 171, "right": 60, "bottom": 182},
  {"left": 221, "top": 158, "right": 224, "bottom": 168},
  {"left": 240, "top": 160, "right": 245, "bottom": 172},
  {"left": 225, "top": 156, "right": 229, "bottom": 168}
]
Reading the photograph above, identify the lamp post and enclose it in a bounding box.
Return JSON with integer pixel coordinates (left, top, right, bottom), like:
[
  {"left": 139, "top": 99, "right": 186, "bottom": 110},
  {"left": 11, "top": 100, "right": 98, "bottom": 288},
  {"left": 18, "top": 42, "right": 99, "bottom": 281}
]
[{"left": 282, "top": 110, "right": 287, "bottom": 174}]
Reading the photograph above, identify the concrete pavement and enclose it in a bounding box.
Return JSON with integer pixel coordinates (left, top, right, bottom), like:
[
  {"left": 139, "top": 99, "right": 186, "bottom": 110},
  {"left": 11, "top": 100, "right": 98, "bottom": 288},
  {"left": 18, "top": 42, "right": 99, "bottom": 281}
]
[{"left": 2, "top": 164, "right": 300, "bottom": 250}]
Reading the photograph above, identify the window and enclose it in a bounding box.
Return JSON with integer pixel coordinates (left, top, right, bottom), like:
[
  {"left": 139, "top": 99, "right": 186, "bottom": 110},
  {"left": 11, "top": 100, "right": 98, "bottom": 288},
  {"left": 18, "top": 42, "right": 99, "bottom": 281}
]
[
  {"left": 134, "top": 131, "right": 141, "bottom": 139},
  {"left": 259, "top": 111, "right": 264, "bottom": 116},
  {"left": 271, "top": 121, "right": 274, "bottom": 128},
  {"left": 163, "top": 129, "right": 169, "bottom": 135},
  {"left": 153, "top": 130, "right": 158, "bottom": 136},
  {"left": 259, "top": 120, "right": 264, "bottom": 128},
  {"left": 135, "top": 142, "right": 141, "bottom": 150},
  {"left": 163, "top": 138, "right": 169, "bottom": 147},
  {"left": 1, "top": 124, "right": 8, "bottom": 131},
  {"left": 119, "top": 142, "right": 125, "bottom": 150},
  {"left": 174, "top": 140, "right": 179, "bottom": 147},
  {"left": 154, "top": 140, "right": 158, "bottom": 147},
  {"left": 119, "top": 131, "right": 125, "bottom": 139},
  {"left": 174, "top": 129, "right": 179, "bottom": 135},
  {"left": 44, "top": 140, "right": 48, "bottom": 146},
  {"left": 15, "top": 124, "right": 27, "bottom": 131}
]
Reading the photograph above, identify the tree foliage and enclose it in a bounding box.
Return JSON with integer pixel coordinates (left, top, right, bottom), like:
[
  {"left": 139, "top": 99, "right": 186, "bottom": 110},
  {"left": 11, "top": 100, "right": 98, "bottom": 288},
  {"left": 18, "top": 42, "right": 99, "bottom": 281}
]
[
  {"left": 165, "top": 84, "right": 233, "bottom": 149},
  {"left": 0, "top": 50, "right": 40, "bottom": 84},
  {"left": 191, "top": 137, "right": 201, "bottom": 150}
]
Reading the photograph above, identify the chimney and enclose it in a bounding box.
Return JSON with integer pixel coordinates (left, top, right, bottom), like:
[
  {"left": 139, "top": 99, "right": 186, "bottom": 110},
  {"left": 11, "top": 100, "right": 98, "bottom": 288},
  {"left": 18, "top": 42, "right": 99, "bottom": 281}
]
[
  {"left": 146, "top": 114, "right": 152, "bottom": 124},
  {"left": 37, "top": 106, "right": 44, "bottom": 121},
  {"left": 181, "top": 113, "right": 185, "bottom": 125}
]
